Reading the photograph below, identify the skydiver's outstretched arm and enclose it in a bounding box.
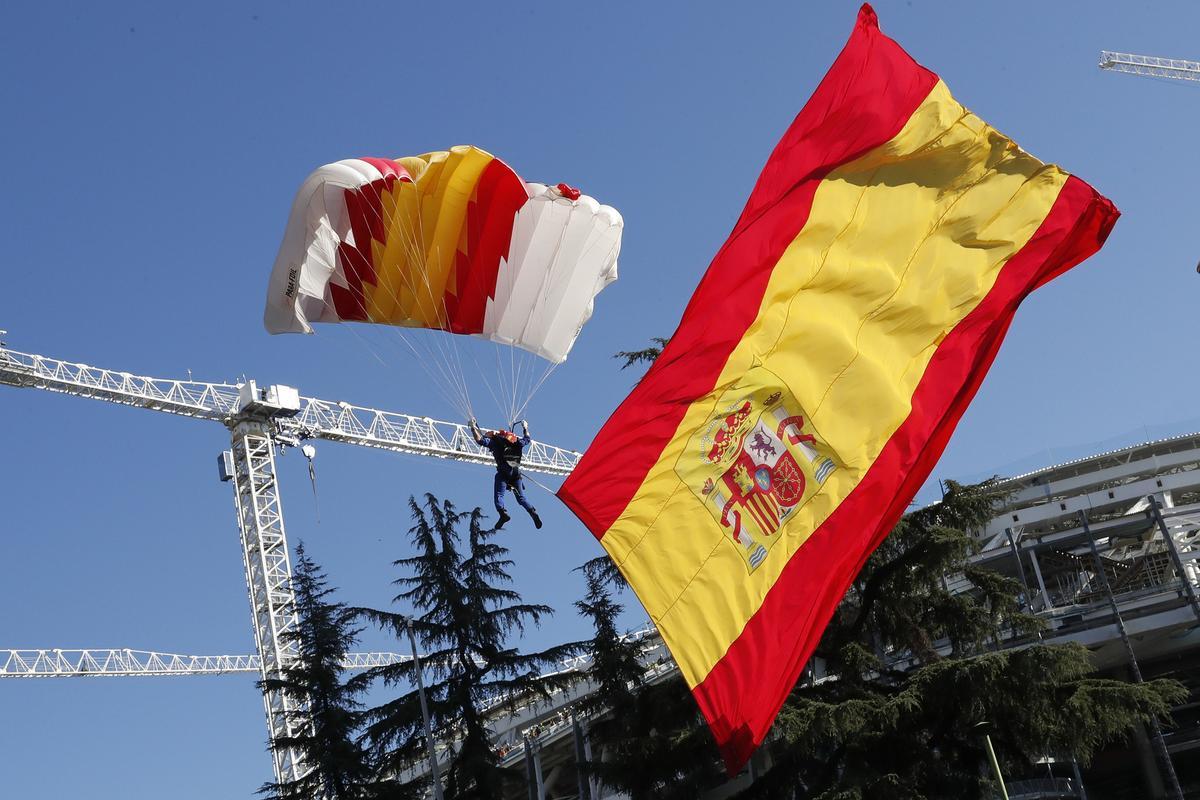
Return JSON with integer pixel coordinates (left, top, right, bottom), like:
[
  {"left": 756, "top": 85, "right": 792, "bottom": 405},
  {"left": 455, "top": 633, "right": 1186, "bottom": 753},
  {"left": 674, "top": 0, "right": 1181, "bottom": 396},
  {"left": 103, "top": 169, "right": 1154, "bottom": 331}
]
[
  {"left": 519, "top": 419, "right": 531, "bottom": 447},
  {"left": 469, "top": 418, "right": 488, "bottom": 446}
]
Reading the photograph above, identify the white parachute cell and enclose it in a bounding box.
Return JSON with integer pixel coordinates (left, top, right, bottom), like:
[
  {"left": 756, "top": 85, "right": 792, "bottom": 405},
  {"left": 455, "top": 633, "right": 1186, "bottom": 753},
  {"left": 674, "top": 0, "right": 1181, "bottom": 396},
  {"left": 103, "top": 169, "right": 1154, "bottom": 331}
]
[{"left": 484, "top": 184, "right": 622, "bottom": 362}]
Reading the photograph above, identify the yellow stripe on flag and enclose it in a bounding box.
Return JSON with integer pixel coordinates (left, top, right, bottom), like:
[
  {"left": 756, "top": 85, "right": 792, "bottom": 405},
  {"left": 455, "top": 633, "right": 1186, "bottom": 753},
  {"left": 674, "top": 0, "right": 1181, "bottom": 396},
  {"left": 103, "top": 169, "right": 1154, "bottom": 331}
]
[{"left": 602, "top": 80, "right": 1070, "bottom": 689}]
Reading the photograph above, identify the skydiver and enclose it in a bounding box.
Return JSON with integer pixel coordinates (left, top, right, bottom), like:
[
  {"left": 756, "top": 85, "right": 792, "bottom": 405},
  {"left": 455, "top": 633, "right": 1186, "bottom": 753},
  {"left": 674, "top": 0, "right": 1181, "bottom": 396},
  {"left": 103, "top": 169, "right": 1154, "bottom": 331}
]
[{"left": 469, "top": 418, "right": 542, "bottom": 530}]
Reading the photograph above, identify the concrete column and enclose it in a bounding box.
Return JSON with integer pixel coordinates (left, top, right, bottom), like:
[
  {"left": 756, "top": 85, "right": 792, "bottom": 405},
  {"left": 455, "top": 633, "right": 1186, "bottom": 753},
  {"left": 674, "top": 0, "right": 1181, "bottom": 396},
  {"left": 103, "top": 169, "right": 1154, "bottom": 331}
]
[
  {"left": 533, "top": 740, "right": 546, "bottom": 800},
  {"left": 585, "top": 733, "right": 601, "bottom": 800},
  {"left": 1029, "top": 549, "right": 1053, "bottom": 610},
  {"left": 1005, "top": 528, "right": 1034, "bottom": 612},
  {"left": 1070, "top": 759, "right": 1089, "bottom": 800},
  {"left": 524, "top": 736, "right": 538, "bottom": 800},
  {"left": 1131, "top": 719, "right": 1167, "bottom": 799},
  {"left": 572, "top": 716, "right": 591, "bottom": 800}
]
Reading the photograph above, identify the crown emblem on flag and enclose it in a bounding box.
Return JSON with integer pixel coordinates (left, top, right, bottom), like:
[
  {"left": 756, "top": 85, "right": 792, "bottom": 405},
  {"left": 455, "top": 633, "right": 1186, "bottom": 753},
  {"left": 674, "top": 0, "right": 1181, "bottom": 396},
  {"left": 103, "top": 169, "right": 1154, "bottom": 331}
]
[
  {"left": 678, "top": 367, "right": 839, "bottom": 573},
  {"left": 706, "top": 401, "right": 754, "bottom": 463}
]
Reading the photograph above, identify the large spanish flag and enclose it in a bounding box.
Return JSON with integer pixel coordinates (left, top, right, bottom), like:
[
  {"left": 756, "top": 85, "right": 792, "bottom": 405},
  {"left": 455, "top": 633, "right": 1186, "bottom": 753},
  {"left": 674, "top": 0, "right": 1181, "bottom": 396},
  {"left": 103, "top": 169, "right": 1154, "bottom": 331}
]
[{"left": 558, "top": 4, "right": 1118, "bottom": 774}]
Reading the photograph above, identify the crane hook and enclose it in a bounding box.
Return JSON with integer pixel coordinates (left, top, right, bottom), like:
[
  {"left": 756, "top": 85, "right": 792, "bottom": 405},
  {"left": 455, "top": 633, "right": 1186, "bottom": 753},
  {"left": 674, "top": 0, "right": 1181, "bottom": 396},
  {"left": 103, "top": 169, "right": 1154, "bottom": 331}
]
[{"left": 301, "top": 444, "right": 319, "bottom": 523}]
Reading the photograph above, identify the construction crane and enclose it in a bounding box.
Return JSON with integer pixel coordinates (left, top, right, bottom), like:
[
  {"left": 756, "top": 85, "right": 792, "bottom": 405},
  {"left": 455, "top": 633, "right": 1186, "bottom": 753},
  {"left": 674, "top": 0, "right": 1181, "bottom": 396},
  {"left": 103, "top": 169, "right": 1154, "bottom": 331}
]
[
  {"left": 1099, "top": 51, "right": 1200, "bottom": 83},
  {"left": 1, "top": 649, "right": 405, "bottom": 678},
  {"left": 0, "top": 335, "right": 581, "bottom": 787}
]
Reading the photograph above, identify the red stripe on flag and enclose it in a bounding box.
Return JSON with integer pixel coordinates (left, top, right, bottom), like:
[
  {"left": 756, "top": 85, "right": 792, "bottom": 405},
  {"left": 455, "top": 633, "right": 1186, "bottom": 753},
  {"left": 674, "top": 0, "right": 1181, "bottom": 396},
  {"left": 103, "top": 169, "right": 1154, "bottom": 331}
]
[
  {"left": 751, "top": 494, "right": 777, "bottom": 532},
  {"left": 558, "top": 4, "right": 938, "bottom": 536},
  {"left": 692, "top": 175, "right": 1119, "bottom": 774},
  {"left": 745, "top": 497, "right": 771, "bottom": 536}
]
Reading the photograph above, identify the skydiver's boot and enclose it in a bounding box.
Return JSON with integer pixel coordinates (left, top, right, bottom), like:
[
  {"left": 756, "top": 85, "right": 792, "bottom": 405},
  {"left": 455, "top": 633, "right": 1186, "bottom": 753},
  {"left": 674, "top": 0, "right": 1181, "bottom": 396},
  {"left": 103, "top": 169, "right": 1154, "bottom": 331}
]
[
  {"left": 496, "top": 510, "right": 512, "bottom": 530},
  {"left": 529, "top": 509, "right": 542, "bottom": 530}
]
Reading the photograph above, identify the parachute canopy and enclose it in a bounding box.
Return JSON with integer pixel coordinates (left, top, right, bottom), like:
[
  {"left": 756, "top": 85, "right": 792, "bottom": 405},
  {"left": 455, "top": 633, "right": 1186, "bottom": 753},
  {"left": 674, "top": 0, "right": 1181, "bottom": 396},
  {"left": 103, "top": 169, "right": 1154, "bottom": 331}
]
[{"left": 265, "top": 146, "right": 622, "bottom": 364}]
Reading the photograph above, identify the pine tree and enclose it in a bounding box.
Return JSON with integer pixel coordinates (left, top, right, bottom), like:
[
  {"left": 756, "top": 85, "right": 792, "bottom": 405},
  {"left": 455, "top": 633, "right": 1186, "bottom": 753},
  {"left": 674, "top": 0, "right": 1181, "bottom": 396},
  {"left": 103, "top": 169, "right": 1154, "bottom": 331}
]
[
  {"left": 742, "top": 480, "right": 1187, "bottom": 800},
  {"left": 573, "top": 556, "right": 643, "bottom": 716},
  {"left": 355, "top": 494, "right": 582, "bottom": 800},
  {"left": 572, "top": 555, "right": 726, "bottom": 799},
  {"left": 583, "top": 671, "right": 727, "bottom": 799},
  {"left": 259, "top": 542, "right": 375, "bottom": 800}
]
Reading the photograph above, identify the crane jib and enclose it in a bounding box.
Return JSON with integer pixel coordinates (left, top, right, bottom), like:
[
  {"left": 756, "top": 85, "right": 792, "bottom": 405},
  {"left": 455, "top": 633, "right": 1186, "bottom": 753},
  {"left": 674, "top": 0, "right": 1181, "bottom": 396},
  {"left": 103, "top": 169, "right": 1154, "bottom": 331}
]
[{"left": 0, "top": 343, "right": 580, "bottom": 476}]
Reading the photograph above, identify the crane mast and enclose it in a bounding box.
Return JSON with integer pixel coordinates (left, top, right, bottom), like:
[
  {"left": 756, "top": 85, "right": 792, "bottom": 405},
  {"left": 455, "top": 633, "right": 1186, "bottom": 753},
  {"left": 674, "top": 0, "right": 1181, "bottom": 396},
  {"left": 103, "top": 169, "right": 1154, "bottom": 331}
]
[
  {"left": 1099, "top": 51, "right": 1200, "bottom": 83},
  {"left": 230, "top": 416, "right": 309, "bottom": 782},
  {"left": 0, "top": 338, "right": 580, "bottom": 787}
]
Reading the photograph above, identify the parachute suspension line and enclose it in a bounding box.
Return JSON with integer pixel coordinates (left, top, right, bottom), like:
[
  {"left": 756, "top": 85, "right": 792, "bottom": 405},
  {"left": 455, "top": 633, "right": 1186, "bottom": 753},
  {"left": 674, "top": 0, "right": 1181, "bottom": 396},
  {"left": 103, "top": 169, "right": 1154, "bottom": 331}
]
[
  {"left": 400, "top": 198, "right": 476, "bottom": 419},
  {"left": 316, "top": 178, "right": 465, "bottom": 419},
  {"left": 329, "top": 176, "right": 470, "bottom": 418},
  {"left": 468, "top": 347, "right": 507, "bottom": 425},
  {"left": 432, "top": 249, "right": 477, "bottom": 421},
  {"left": 521, "top": 470, "right": 560, "bottom": 497},
  {"left": 509, "top": 339, "right": 521, "bottom": 424},
  {"left": 349, "top": 176, "right": 475, "bottom": 421},
  {"left": 318, "top": 171, "right": 477, "bottom": 424},
  {"left": 303, "top": 230, "right": 471, "bottom": 422},
  {"left": 511, "top": 360, "right": 558, "bottom": 425},
  {"left": 341, "top": 322, "right": 394, "bottom": 371},
  {"left": 390, "top": 326, "right": 472, "bottom": 419},
  {"left": 494, "top": 345, "right": 513, "bottom": 427},
  {"left": 319, "top": 259, "right": 470, "bottom": 420},
  {"left": 388, "top": 186, "right": 474, "bottom": 418},
  {"left": 328, "top": 296, "right": 470, "bottom": 420}
]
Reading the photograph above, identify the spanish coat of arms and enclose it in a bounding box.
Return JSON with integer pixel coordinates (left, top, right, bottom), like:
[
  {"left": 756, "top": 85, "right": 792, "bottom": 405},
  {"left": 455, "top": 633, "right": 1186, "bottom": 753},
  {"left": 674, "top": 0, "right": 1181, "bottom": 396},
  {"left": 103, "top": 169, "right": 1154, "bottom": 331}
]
[{"left": 676, "top": 367, "right": 838, "bottom": 572}]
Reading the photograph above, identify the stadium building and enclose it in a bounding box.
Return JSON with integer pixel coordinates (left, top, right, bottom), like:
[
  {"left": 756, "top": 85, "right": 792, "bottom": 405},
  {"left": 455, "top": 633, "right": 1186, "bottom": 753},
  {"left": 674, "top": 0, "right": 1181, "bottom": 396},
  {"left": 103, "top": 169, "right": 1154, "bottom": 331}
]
[{"left": 471, "top": 433, "right": 1200, "bottom": 799}]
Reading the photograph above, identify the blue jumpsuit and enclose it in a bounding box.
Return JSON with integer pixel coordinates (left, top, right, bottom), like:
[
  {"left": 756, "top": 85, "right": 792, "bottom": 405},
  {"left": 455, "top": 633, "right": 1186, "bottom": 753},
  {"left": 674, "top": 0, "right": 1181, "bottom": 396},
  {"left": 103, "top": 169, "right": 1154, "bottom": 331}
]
[{"left": 478, "top": 432, "right": 536, "bottom": 516}]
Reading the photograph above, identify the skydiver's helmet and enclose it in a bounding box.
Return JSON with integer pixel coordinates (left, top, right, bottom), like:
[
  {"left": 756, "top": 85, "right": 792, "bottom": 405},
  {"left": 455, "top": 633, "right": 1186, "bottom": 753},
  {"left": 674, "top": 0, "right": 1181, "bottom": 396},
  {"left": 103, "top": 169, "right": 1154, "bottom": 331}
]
[{"left": 497, "top": 430, "right": 519, "bottom": 444}]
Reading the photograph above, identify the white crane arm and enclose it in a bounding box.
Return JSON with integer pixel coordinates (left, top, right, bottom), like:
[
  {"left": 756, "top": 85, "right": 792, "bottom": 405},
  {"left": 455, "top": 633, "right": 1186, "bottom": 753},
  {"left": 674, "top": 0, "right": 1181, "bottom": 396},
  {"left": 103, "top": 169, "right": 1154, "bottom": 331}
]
[
  {"left": 1100, "top": 51, "right": 1200, "bottom": 83},
  {"left": 0, "top": 345, "right": 238, "bottom": 420},
  {"left": 0, "top": 649, "right": 406, "bottom": 678},
  {"left": 0, "top": 344, "right": 580, "bottom": 476}
]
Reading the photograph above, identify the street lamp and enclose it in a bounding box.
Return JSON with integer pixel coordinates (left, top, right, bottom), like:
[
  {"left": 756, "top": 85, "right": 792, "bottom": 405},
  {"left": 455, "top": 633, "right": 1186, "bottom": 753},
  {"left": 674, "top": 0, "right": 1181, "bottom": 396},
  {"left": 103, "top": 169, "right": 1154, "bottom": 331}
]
[
  {"left": 406, "top": 616, "right": 445, "bottom": 800},
  {"left": 974, "top": 721, "right": 1009, "bottom": 800}
]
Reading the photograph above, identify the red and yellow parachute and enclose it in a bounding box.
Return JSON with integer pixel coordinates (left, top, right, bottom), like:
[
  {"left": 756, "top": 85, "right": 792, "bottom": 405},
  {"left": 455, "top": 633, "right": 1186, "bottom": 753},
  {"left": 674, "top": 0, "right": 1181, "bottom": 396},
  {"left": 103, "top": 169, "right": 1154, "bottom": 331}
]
[{"left": 265, "top": 146, "right": 622, "bottom": 365}]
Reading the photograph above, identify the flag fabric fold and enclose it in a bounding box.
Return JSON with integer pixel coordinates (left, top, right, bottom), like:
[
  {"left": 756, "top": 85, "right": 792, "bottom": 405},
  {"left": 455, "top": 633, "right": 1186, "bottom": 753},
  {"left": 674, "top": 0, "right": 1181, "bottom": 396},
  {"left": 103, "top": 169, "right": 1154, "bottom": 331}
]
[{"left": 559, "top": 3, "right": 1118, "bottom": 774}]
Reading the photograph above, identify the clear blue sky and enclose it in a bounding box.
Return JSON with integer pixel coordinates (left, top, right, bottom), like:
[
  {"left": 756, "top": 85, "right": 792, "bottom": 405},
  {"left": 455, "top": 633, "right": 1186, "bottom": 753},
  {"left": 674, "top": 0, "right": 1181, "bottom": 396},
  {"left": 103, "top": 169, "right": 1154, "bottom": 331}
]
[{"left": 3, "top": 1, "right": 1199, "bottom": 795}]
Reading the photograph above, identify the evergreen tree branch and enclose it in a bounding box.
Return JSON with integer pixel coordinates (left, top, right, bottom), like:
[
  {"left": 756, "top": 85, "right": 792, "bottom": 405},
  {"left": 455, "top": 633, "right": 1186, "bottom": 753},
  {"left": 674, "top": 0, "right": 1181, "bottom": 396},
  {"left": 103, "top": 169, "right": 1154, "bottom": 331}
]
[{"left": 614, "top": 337, "right": 670, "bottom": 371}]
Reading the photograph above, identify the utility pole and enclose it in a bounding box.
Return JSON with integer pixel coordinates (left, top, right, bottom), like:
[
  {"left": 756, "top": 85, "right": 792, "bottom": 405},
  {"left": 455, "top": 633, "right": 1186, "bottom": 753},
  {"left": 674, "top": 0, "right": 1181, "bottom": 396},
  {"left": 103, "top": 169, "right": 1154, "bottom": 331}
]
[{"left": 406, "top": 617, "right": 445, "bottom": 800}]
